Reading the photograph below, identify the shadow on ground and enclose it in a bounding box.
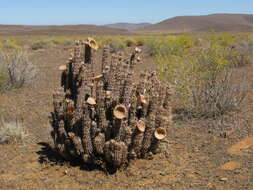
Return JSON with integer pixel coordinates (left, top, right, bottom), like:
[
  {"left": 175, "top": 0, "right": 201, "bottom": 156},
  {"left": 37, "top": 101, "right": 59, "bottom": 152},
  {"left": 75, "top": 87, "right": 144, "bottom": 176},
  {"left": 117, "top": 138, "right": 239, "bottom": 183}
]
[{"left": 36, "top": 142, "right": 119, "bottom": 174}]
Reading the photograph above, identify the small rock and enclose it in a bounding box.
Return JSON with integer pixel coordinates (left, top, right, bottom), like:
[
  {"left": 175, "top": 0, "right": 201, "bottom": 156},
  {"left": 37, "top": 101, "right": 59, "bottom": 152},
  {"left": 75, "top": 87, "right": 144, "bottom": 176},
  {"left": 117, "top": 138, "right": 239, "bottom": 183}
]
[
  {"left": 220, "top": 177, "right": 228, "bottom": 181},
  {"left": 193, "top": 147, "right": 199, "bottom": 152},
  {"left": 160, "top": 173, "right": 166, "bottom": 176}
]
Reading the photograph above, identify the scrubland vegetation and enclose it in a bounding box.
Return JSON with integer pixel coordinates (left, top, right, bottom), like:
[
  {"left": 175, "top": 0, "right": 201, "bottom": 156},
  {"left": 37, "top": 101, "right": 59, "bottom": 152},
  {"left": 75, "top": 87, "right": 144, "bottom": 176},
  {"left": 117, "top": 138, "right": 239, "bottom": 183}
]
[
  {"left": 1, "top": 33, "right": 252, "bottom": 104},
  {"left": 154, "top": 34, "right": 252, "bottom": 118},
  {"left": 0, "top": 32, "right": 252, "bottom": 142},
  {"left": 0, "top": 33, "right": 252, "bottom": 189}
]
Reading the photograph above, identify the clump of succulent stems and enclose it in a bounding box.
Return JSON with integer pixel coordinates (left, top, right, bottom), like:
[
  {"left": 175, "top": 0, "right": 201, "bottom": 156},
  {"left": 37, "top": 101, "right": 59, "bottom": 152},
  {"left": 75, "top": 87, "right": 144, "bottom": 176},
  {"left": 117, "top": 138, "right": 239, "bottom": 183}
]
[{"left": 50, "top": 38, "right": 173, "bottom": 169}]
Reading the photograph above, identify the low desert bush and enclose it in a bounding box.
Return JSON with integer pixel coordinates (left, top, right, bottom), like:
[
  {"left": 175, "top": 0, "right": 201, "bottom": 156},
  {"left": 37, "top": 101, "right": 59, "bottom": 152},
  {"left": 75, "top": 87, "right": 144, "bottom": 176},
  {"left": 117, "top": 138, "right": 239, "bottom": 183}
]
[
  {"left": 125, "top": 38, "right": 137, "bottom": 47},
  {"left": 198, "top": 34, "right": 253, "bottom": 67},
  {"left": 208, "top": 33, "right": 238, "bottom": 47},
  {"left": 157, "top": 44, "right": 247, "bottom": 118},
  {"left": 51, "top": 37, "right": 73, "bottom": 46},
  {"left": 60, "top": 40, "right": 72, "bottom": 46},
  {"left": 103, "top": 37, "right": 127, "bottom": 52},
  {"left": 31, "top": 40, "right": 50, "bottom": 50},
  {"left": 229, "top": 42, "right": 253, "bottom": 67},
  {"left": 0, "top": 50, "right": 37, "bottom": 90},
  {"left": 135, "top": 37, "right": 145, "bottom": 46},
  {"left": 0, "top": 119, "right": 28, "bottom": 144},
  {"left": 2, "top": 39, "right": 22, "bottom": 49},
  {"left": 144, "top": 37, "right": 160, "bottom": 56},
  {"left": 145, "top": 35, "right": 196, "bottom": 56}
]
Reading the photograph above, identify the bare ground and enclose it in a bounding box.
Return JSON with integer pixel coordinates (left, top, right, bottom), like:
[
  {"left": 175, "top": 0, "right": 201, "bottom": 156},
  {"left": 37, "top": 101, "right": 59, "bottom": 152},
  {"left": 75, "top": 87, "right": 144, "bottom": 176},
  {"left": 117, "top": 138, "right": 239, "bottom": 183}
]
[{"left": 0, "top": 46, "right": 252, "bottom": 190}]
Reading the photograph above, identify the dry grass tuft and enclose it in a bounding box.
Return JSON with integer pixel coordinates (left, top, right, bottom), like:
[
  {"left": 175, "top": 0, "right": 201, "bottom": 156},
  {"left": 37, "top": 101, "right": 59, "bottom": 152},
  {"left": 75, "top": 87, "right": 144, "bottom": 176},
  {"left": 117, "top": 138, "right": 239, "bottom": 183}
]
[{"left": 0, "top": 119, "right": 29, "bottom": 144}]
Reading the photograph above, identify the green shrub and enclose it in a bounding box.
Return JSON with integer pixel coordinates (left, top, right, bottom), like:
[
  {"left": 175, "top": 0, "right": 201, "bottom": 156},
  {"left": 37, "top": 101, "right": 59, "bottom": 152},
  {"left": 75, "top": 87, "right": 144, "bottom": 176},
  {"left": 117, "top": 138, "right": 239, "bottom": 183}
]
[
  {"left": 3, "top": 39, "right": 20, "bottom": 49},
  {"left": 208, "top": 33, "right": 238, "bottom": 47},
  {"left": 61, "top": 40, "right": 73, "bottom": 46},
  {"left": 157, "top": 45, "right": 246, "bottom": 118},
  {"left": 135, "top": 37, "right": 145, "bottom": 46},
  {"left": 31, "top": 40, "right": 49, "bottom": 50},
  {"left": 144, "top": 37, "right": 160, "bottom": 56},
  {"left": 125, "top": 38, "right": 136, "bottom": 47},
  {"left": 51, "top": 37, "right": 73, "bottom": 46},
  {"left": 103, "top": 37, "right": 126, "bottom": 52},
  {"left": 145, "top": 35, "right": 196, "bottom": 56}
]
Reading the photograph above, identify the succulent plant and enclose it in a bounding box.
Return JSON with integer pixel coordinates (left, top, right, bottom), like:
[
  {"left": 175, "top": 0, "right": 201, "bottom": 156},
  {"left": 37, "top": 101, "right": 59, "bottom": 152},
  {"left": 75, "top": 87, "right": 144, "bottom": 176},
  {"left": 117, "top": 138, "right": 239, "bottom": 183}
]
[{"left": 50, "top": 38, "right": 173, "bottom": 169}]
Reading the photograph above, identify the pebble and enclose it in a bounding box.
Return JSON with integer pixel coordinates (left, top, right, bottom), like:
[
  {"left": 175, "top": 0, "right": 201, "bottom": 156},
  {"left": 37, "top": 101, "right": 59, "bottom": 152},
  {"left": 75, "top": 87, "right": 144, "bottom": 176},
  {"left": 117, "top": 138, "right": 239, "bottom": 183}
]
[{"left": 220, "top": 177, "right": 228, "bottom": 181}]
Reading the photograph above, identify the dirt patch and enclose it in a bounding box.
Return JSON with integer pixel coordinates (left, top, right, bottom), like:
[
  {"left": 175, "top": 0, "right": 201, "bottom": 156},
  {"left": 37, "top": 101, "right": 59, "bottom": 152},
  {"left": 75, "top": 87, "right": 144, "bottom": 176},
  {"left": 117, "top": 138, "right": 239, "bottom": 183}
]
[
  {"left": 220, "top": 161, "right": 242, "bottom": 171},
  {"left": 227, "top": 137, "right": 253, "bottom": 155}
]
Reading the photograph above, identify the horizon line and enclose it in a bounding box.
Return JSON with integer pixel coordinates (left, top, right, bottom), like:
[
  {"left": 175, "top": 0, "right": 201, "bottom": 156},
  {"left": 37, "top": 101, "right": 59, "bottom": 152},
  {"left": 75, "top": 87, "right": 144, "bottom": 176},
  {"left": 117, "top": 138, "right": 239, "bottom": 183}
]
[{"left": 0, "top": 12, "right": 252, "bottom": 26}]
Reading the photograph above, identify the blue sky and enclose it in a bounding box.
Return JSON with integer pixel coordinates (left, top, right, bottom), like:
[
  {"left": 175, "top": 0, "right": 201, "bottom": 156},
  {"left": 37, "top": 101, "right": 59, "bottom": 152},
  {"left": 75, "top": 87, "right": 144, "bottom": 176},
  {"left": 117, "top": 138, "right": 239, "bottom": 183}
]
[{"left": 0, "top": 0, "right": 253, "bottom": 25}]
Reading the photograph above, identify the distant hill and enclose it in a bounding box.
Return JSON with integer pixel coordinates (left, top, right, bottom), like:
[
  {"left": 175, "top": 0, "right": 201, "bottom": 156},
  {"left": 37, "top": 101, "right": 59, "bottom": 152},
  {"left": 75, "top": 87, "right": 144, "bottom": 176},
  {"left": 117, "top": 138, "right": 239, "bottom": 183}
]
[
  {"left": 0, "top": 24, "right": 131, "bottom": 35},
  {"left": 137, "top": 14, "right": 253, "bottom": 33},
  {"left": 2, "top": 14, "right": 253, "bottom": 36},
  {"left": 104, "top": 23, "right": 151, "bottom": 31}
]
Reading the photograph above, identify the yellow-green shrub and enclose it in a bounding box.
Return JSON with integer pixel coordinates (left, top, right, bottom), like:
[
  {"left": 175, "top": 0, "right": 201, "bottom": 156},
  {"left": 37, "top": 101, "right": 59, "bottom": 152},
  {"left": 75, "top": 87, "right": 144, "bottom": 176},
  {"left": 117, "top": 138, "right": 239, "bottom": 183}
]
[
  {"left": 125, "top": 38, "right": 137, "bottom": 47},
  {"left": 145, "top": 35, "right": 196, "bottom": 56},
  {"left": 31, "top": 40, "right": 51, "bottom": 50},
  {"left": 157, "top": 44, "right": 246, "bottom": 118},
  {"left": 3, "top": 39, "right": 21, "bottom": 49},
  {"left": 135, "top": 37, "right": 145, "bottom": 46},
  {"left": 51, "top": 37, "right": 73, "bottom": 46},
  {"left": 101, "top": 37, "right": 127, "bottom": 52}
]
